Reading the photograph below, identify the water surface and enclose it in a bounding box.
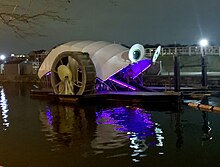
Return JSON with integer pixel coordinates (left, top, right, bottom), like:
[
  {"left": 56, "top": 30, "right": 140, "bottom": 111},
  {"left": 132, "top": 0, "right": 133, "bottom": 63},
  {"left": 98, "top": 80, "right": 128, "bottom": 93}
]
[{"left": 0, "top": 83, "right": 220, "bottom": 167}]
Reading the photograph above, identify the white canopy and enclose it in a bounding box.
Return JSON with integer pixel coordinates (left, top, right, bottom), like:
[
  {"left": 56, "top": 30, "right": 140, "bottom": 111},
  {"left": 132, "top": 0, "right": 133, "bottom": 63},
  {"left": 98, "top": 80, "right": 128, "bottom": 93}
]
[{"left": 38, "top": 41, "right": 131, "bottom": 81}]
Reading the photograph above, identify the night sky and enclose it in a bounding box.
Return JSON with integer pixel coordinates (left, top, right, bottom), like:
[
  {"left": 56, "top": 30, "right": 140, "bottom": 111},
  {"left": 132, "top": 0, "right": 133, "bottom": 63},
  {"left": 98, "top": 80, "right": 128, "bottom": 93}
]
[{"left": 1, "top": 0, "right": 220, "bottom": 54}]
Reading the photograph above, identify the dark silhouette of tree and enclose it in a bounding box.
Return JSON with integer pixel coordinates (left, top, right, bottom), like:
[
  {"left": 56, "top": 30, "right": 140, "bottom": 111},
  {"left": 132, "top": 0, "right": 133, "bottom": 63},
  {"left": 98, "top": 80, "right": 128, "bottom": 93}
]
[{"left": 0, "top": 0, "right": 70, "bottom": 37}]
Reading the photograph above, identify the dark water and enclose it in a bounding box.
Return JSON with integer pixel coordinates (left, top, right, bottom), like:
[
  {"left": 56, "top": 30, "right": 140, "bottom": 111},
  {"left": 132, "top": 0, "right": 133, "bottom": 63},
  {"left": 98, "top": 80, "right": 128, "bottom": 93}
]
[{"left": 0, "top": 83, "right": 220, "bottom": 167}]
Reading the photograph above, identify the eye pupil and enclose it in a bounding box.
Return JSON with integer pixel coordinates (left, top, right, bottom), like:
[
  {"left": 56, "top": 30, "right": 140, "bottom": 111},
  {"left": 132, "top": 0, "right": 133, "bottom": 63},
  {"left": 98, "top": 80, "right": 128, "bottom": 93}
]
[{"left": 133, "top": 50, "right": 141, "bottom": 59}]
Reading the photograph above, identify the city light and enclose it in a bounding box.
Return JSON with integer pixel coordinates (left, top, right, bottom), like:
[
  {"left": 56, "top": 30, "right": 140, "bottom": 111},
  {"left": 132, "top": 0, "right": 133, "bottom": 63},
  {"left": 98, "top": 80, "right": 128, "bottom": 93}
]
[
  {"left": 0, "top": 55, "right": 6, "bottom": 60},
  {"left": 199, "top": 39, "right": 209, "bottom": 47}
]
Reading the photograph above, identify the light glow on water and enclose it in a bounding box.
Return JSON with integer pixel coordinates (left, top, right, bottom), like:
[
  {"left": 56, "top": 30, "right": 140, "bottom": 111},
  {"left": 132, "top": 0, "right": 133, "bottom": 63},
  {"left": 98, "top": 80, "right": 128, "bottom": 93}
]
[
  {"left": 94, "top": 106, "right": 164, "bottom": 162},
  {"left": 0, "top": 88, "right": 9, "bottom": 130}
]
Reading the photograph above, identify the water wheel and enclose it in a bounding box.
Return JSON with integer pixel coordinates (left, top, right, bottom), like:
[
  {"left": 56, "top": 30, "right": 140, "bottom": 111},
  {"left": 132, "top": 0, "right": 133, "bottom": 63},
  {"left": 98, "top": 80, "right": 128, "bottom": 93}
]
[{"left": 50, "top": 51, "right": 96, "bottom": 95}]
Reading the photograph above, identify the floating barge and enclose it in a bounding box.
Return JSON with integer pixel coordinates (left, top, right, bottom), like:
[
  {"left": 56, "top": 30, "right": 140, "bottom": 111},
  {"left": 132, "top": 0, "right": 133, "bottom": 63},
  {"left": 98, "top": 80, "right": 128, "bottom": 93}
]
[{"left": 31, "top": 89, "right": 181, "bottom": 111}]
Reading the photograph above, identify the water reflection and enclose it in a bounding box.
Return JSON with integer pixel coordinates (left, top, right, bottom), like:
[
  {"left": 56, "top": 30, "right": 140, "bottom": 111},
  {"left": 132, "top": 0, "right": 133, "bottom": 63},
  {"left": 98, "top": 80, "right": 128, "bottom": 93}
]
[
  {"left": 202, "top": 111, "right": 212, "bottom": 145},
  {"left": 39, "top": 104, "right": 93, "bottom": 151},
  {"left": 174, "top": 112, "right": 183, "bottom": 149},
  {"left": 92, "top": 106, "right": 164, "bottom": 162},
  {"left": 200, "top": 97, "right": 213, "bottom": 145},
  {"left": 40, "top": 103, "right": 166, "bottom": 162},
  {"left": 39, "top": 102, "right": 205, "bottom": 164},
  {"left": 0, "top": 88, "right": 10, "bottom": 131}
]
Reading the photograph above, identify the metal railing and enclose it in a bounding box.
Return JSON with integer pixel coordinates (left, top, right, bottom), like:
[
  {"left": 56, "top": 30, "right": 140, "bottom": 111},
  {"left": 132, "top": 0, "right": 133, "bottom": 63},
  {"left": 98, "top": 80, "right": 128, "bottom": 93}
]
[{"left": 146, "top": 46, "right": 220, "bottom": 56}]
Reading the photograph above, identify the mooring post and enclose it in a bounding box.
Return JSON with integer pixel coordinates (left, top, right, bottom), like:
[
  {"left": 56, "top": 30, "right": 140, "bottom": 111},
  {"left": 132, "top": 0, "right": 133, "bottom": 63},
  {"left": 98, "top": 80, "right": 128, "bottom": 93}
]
[
  {"left": 199, "top": 39, "right": 208, "bottom": 87},
  {"left": 174, "top": 54, "right": 180, "bottom": 92},
  {"left": 201, "top": 47, "right": 208, "bottom": 87}
]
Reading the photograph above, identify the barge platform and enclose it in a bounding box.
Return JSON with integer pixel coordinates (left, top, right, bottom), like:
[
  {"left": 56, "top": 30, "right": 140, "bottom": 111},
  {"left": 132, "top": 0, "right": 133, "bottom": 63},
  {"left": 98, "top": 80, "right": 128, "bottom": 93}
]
[{"left": 31, "top": 89, "right": 181, "bottom": 111}]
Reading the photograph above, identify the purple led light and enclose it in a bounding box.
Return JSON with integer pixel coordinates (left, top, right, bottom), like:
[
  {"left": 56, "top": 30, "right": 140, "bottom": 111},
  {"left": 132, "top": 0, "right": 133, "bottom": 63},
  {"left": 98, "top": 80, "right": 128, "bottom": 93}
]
[
  {"left": 103, "top": 59, "right": 152, "bottom": 91},
  {"left": 108, "top": 77, "right": 137, "bottom": 90},
  {"left": 46, "top": 72, "right": 51, "bottom": 76},
  {"left": 118, "top": 59, "right": 152, "bottom": 79},
  {"left": 125, "top": 59, "right": 152, "bottom": 79},
  {"left": 103, "top": 58, "right": 152, "bottom": 81}
]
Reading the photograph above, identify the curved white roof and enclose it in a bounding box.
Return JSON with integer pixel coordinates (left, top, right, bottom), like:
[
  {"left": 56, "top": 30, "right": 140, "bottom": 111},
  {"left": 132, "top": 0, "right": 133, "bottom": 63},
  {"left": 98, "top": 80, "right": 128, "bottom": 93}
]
[{"left": 38, "top": 40, "right": 131, "bottom": 81}]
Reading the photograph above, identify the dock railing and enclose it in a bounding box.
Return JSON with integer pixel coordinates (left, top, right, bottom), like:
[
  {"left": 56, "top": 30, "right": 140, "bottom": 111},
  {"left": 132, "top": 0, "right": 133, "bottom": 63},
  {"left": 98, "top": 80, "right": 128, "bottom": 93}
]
[{"left": 146, "top": 46, "right": 220, "bottom": 57}]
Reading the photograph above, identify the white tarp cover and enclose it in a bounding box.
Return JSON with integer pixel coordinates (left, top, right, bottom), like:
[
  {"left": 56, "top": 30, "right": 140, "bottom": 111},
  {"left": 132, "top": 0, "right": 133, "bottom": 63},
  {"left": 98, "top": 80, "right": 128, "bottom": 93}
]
[{"left": 38, "top": 41, "right": 131, "bottom": 81}]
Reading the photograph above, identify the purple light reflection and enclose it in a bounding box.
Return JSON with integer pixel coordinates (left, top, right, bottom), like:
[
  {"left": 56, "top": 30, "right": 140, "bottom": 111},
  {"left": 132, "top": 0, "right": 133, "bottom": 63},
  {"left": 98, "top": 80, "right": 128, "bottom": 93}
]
[
  {"left": 95, "top": 106, "right": 164, "bottom": 161},
  {"left": 96, "top": 106, "right": 155, "bottom": 139},
  {"left": 45, "top": 107, "right": 53, "bottom": 125}
]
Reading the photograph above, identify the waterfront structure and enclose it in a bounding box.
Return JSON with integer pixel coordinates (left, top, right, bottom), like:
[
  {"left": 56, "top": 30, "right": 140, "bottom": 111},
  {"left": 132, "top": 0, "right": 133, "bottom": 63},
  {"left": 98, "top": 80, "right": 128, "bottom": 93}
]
[
  {"left": 8, "top": 50, "right": 48, "bottom": 74},
  {"left": 4, "top": 60, "right": 33, "bottom": 75},
  {"left": 28, "top": 50, "right": 48, "bottom": 71},
  {"left": 38, "top": 41, "right": 161, "bottom": 95}
]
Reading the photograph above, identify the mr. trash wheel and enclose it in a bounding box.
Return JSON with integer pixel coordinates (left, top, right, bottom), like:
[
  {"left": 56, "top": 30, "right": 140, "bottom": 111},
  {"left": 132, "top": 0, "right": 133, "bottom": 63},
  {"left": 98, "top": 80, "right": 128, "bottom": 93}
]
[{"left": 50, "top": 51, "right": 96, "bottom": 95}]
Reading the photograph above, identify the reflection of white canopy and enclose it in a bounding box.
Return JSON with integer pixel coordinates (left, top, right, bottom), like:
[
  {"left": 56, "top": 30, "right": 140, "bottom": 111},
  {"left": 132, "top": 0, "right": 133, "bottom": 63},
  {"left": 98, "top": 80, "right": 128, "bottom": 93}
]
[{"left": 38, "top": 41, "right": 131, "bottom": 81}]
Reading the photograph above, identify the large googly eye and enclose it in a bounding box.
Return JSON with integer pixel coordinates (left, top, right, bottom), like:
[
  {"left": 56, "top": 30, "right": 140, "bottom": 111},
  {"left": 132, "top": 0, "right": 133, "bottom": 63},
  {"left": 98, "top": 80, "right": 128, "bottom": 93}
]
[
  {"left": 152, "top": 45, "right": 161, "bottom": 63},
  {"left": 129, "top": 44, "right": 145, "bottom": 63}
]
